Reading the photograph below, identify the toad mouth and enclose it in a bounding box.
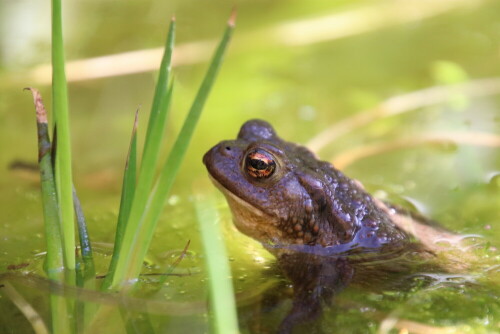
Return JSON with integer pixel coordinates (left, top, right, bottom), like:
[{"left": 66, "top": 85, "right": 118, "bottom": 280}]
[{"left": 206, "top": 174, "right": 265, "bottom": 218}]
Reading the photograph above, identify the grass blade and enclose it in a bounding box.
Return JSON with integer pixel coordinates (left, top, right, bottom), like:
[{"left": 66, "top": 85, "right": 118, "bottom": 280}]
[
  {"left": 107, "top": 82, "right": 174, "bottom": 290},
  {"left": 127, "top": 18, "right": 176, "bottom": 228},
  {"left": 73, "top": 186, "right": 97, "bottom": 331},
  {"left": 195, "top": 197, "right": 238, "bottom": 334},
  {"left": 109, "top": 13, "right": 235, "bottom": 288},
  {"left": 101, "top": 110, "right": 139, "bottom": 291},
  {"left": 52, "top": 0, "right": 76, "bottom": 273},
  {"left": 73, "top": 186, "right": 95, "bottom": 286},
  {"left": 143, "top": 18, "right": 176, "bottom": 157},
  {"left": 25, "top": 87, "right": 70, "bottom": 334},
  {"left": 106, "top": 18, "right": 176, "bottom": 290}
]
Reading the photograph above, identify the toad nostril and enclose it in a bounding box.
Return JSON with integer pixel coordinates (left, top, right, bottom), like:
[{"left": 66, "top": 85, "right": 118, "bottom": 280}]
[{"left": 219, "top": 145, "right": 233, "bottom": 157}]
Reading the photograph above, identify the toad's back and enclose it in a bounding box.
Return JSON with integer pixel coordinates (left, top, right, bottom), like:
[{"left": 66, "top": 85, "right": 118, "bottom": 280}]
[
  {"left": 203, "top": 119, "right": 467, "bottom": 333},
  {"left": 203, "top": 119, "right": 408, "bottom": 253}
]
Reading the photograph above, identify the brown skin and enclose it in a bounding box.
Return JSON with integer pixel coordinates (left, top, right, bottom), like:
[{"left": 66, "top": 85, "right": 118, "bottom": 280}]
[
  {"left": 203, "top": 119, "right": 409, "bottom": 253},
  {"left": 203, "top": 119, "right": 452, "bottom": 333}
]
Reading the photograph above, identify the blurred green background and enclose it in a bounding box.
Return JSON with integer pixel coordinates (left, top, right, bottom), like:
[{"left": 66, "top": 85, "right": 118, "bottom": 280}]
[{"left": 1, "top": 0, "right": 499, "bottom": 332}]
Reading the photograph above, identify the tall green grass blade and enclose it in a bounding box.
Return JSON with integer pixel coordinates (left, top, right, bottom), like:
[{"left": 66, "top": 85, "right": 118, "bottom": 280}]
[
  {"left": 109, "top": 14, "right": 235, "bottom": 289},
  {"left": 143, "top": 18, "right": 176, "bottom": 158},
  {"left": 127, "top": 18, "right": 175, "bottom": 230},
  {"left": 26, "top": 87, "right": 71, "bottom": 334},
  {"left": 52, "top": 0, "right": 76, "bottom": 273},
  {"left": 108, "top": 83, "right": 174, "bottom": 290},
  {"left": 108, "top": 85, "right": 174, "bottom": 290},
  {"left": 106, "top": 18, "right": 176, "bottom": 290},
  {"left": 195, "top": 197, "right": 239, "bottom": 334},
  {"left": 101, "top": 111, "right": 139, "bottom": 291}
]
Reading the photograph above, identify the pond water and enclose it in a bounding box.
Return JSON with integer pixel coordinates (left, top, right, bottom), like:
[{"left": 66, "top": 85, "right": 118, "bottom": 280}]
[{"left": 1, "top": 0, "right": 499, "bottom": 333}]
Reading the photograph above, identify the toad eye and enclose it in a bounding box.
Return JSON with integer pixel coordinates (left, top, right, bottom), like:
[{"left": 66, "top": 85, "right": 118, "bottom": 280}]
[{"left": 245, "top": 149, "right": 276, "bottom": 179}]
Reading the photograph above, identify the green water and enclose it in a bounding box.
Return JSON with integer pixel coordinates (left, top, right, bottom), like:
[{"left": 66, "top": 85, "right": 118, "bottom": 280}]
[{"left": 1, "top": 0, "right": 499, "bottom": 333}]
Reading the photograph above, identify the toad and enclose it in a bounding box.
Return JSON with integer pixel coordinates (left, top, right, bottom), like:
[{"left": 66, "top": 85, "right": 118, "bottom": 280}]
[{"left": 203, "top": 119, "right": 463, "bottom": 333}]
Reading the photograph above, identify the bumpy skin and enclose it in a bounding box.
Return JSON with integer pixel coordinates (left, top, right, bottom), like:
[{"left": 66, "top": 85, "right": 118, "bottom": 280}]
[
  {"left": 203, "top": 119, "right": 408, "bottom": 251},
  {"left": 203, "top": 119, "right": 411, "bottom": 333}
]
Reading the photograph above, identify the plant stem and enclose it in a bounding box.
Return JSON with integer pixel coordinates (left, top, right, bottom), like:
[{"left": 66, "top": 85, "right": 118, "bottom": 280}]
[
  {"left": 101, "top": 110, "right": 139, "bottom": 291},
  {"left": 26, "top": 87, "right": 70, "bottom": 334},
  {"left": 196, "top": 197, "right": 239, "bottom": 334},
  {"left": 109, "top": 14, "right": 235, "bottom": 289},
  {"left": 106, "top": 18, "right": 176, "bottom": 290},
  {"left": 52, "top": 0, "right": 76, "bottom": 273}
]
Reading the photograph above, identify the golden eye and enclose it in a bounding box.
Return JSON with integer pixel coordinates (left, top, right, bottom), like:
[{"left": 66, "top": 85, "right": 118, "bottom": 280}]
[{"left": 245, "top": 149, "right": 276, "bottom": 179}]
